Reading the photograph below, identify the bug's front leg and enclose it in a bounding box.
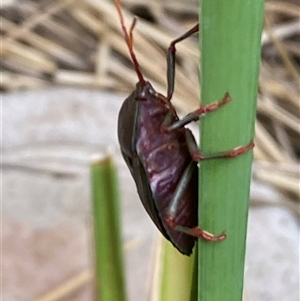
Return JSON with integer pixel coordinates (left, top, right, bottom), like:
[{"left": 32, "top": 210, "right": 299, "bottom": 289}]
[
  {"left": 164, "top": 162, "right": 226, "bottom": 241},
  {"left": 162, "top": 93, "right": 231, "bottom": 132},
  {"left": 167, "top": 23, "right": 199, "bottom": 101}
]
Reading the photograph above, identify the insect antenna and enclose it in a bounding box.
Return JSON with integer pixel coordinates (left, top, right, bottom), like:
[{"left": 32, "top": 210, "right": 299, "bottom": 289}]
[{"left": 114, "top": 0, "right": 146, "bottom": 85}]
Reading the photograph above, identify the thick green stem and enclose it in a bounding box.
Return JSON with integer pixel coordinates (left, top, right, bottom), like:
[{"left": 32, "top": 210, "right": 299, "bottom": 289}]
[
  {"left": 198, "top": 1, "right": 264, "bottom": 301},
  {"left": 91, "top": 155, "right": 127, "bottom": 301}
]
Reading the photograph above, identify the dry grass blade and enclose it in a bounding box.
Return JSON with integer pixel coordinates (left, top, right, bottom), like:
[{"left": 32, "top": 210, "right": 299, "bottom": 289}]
[
  {"left": 36, "top": 270, "right": 92, "bottom": 301},
  {"left": 2, "top": 0, "right": 75, "bottom": 45},
  {"left": 1, "top": 0, "right": 299, "bottom": 211}
]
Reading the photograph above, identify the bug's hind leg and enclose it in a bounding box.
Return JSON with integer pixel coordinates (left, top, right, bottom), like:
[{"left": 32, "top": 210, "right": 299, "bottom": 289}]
[
  {"left": 165, "top": 132, "right": 254, "bottom": 241},
  {"left": 164, "top": 162, "right": 226, "bottom": 241},
  {"left": 167, "top": 23, "right": 199, "bottom": 101},
  {"left": 168, "top": 222, "right": 227, "bottom": 242}
]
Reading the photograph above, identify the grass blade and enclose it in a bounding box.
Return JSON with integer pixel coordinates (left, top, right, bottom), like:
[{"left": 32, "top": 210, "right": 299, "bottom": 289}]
[
  {"left": 151, "top": 237, "right": 194, "bottom": 301},
  {"left": 198, "top": 1, "right": 264, "bottom": 300},
  {"left": 91, "top": 155, "right": 127, "bottom": 301}
]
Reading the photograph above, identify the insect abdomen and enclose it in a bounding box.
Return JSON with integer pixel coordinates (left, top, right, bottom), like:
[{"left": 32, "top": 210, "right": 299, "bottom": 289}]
[{"left": 136, "top": 91, "right": 198, "bottom": 254}]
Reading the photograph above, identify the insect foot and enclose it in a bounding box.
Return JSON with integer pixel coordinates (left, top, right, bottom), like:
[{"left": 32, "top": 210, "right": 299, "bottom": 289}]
[
  {"left": 165, "top": 215, "right": 226, "bottom": 242},
  {"left": 224, "top": 141, "right": 255, "bottom": 158},
  {"left": 190, "top": 140, "right": 255, "bottom": 162}
]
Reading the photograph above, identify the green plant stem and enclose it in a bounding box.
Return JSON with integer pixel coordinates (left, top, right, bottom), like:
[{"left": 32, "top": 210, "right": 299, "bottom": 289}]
[
  {"left": 91, "top": 155, "right": 127, "bottom": 301},
  {"left": 157, "top": 240, "right": 194, "bottom": 301},
  {"left": 189, "top": 247, "right": 198, "bottom": 301},
  {"left": 198, "top": 1, "right": 264, "bottom": 301}
]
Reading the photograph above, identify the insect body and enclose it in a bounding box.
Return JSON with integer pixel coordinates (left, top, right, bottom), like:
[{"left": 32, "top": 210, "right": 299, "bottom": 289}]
[
  {"left": 115, "top": 0, "right": 254, "bottom": 255},
  {"left": 118, "top": 81, "right": 199, "bottom": 254}
]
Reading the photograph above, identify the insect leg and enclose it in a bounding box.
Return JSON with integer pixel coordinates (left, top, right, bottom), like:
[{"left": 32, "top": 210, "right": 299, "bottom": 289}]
[
  {"left": 162, "top": 93, "right": 231, "bottom": 131},
  {"left": 185, "top": 131, "right": 254, "bottom": 162},
  {"left": 167, "top": 24, "right": 199, "bottom": 101},
  {"left": 164, "top": 162, "right": 226, "bottom": 241}
]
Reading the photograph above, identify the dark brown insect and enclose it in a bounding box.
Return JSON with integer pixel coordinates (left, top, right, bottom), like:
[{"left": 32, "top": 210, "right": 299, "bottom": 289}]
[{"left": 115, "top": 0, "right": 254, "bottom": 255}]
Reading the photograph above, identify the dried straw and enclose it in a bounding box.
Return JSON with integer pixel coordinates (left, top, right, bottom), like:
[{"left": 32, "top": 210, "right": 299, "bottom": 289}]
[{"left": 1, "top": 0, "right": 299, "bottom": 210}]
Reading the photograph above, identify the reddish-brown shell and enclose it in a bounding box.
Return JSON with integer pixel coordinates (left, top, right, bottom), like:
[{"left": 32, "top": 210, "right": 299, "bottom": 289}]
[{"left": 118, "top": 81, "right": 198, "bottom": 255}]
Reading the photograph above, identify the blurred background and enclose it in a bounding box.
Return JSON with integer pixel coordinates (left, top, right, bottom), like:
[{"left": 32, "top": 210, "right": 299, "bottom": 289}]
[{"left": 1, "top": 0, "right": 299, "bottom": 300}]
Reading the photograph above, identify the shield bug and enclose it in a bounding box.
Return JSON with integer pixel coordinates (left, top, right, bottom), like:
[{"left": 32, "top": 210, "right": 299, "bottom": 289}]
[{"left": 115, "top": 0, "right": 254, "bottom": 255}]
